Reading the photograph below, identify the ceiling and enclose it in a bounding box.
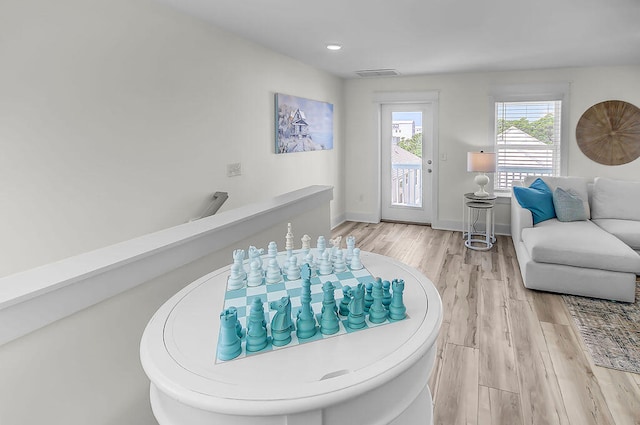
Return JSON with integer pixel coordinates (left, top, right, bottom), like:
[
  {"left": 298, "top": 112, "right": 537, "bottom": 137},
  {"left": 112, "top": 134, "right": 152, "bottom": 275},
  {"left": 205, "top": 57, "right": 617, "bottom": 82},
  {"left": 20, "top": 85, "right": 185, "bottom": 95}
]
[{"left": 157, "top": 0, "right": 640, "bottom": 79}]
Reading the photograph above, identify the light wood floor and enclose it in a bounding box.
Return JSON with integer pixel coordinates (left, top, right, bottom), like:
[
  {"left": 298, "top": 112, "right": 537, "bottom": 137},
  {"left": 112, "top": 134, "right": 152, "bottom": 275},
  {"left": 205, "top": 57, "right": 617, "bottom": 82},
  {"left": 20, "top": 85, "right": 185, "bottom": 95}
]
[{"left": 332, "top": 221, "right": 640, "bottom": 425}]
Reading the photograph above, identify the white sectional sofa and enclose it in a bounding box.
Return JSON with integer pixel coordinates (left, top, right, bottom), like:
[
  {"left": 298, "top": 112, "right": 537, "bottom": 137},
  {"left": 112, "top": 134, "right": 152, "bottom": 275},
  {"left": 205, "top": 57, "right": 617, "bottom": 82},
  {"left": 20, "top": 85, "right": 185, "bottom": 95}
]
[{"left": 511, "top": 176, "right": 640, "bottom": 302}]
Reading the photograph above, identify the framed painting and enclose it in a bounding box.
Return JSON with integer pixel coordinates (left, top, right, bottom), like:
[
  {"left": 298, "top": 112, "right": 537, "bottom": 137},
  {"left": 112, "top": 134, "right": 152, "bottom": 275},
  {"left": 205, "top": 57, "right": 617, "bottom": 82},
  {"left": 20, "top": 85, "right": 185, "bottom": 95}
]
[{"left": 275, "top": 93, "right": 333, "bottom": 154}]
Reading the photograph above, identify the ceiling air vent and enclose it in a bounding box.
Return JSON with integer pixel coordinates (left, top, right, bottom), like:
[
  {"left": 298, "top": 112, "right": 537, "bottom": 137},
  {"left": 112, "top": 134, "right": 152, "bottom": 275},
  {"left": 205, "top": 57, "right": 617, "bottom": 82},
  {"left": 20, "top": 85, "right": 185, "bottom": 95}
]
[{"left": 355, "top": 69, "right": 400, "bottom": 78}]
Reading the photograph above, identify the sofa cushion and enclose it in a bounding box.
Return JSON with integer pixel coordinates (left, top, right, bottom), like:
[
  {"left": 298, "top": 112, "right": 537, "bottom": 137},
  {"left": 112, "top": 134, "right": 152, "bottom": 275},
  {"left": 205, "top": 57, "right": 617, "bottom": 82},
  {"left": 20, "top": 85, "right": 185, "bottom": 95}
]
[
  {"left": 592, "top": 218, "right": 640, "bottom": 250},
  {"left": 553, "top": 187, "right": 588, "bottom": 222},
  {"left": 521, "top": 219, "right": 640, "bottom": 274},
  {"left": 591, "top": 177, "right": 640, "bottom": 220},
  {"left": 524, "top": 176, "right": 591, "bottom": 218},
  {"left": 513, "top": 178, "right": 556, "bottom": 225}
]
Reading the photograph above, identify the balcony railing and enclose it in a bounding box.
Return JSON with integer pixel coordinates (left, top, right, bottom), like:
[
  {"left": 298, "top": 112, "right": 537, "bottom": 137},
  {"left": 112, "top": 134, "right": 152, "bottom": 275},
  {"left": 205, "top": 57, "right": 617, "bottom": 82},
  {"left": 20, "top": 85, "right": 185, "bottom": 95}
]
[{"left": 391, "top": 163, "right": 422, "bottom": 207}]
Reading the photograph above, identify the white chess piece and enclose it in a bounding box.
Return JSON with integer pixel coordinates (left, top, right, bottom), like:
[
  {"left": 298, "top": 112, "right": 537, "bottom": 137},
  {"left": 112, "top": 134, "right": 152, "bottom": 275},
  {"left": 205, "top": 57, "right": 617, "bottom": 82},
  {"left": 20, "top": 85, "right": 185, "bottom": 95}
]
[
  {"left": 265, "top": 258, "right": 283, "bottom": 284},
  {"left": 286, "top": 256, "right": 301, "bottom": 280},
  {"left": 285, "top": 223, "right": 294, "bottom": 258},
  {"left": 350, "top": 248, "right": 363, "bottom": 270},
  {"left": 333, "top": 248, "right": 347, "bottom": 273}
]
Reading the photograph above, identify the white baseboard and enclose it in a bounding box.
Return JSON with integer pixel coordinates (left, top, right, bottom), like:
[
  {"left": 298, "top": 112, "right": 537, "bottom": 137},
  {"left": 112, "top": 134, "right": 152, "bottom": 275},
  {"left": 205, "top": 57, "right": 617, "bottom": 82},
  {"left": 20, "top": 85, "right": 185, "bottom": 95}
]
[
  {"left": 431, "top": 220, "right": 511, "bottom": 236},
  {"left": 345, "top": 212, "right": 380, "bottom": 224}
]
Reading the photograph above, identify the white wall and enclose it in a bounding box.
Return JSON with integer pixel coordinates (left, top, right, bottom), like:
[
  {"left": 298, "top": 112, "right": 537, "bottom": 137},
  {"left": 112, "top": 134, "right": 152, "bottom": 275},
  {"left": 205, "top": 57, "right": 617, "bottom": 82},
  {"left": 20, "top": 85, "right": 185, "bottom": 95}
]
[
  {"left": 0, "top": 0, "right": 345, "bottom": 278},
  {"left": 343, "top": 66, "right": 640, "bottom": 232}
]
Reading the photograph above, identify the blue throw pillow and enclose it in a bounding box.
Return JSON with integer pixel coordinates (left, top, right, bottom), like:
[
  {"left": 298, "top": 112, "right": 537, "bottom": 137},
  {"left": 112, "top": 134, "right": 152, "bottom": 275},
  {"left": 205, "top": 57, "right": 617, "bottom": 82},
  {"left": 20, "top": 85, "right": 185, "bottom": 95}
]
[
  {"left": 553, "top": 187, "right": 587, "bottom": 222},
  {"left": 513, "top": 178, "right": 556, "bottom": 224}
]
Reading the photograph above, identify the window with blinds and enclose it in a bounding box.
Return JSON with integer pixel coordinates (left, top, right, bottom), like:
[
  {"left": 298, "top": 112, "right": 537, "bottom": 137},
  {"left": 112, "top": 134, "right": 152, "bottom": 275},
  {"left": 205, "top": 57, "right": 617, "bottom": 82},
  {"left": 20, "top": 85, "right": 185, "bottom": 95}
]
[{"left": 494, "top": 100, "right": 562, "bottom": 190}]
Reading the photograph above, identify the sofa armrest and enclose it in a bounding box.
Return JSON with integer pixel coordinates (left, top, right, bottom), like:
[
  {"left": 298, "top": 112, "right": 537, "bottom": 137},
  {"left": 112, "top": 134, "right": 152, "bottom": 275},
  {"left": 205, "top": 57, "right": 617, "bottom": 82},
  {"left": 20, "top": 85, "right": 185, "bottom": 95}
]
[{"left": 511, "top": 182, "right": 533, "bottom": 246}]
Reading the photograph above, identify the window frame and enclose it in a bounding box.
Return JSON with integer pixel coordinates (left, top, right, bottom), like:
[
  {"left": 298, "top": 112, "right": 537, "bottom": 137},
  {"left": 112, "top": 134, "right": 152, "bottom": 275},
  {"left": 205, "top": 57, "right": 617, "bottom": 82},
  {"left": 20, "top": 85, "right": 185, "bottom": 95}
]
[{"left": 489, "top": 82, "right": 570, "bottom": 193}]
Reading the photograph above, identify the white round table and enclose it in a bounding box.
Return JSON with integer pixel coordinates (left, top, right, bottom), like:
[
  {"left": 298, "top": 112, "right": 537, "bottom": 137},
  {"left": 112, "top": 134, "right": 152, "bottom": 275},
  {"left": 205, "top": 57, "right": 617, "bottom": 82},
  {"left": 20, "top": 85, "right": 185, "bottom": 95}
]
[{"left": 140, "top": 251, "right": 443, "bottom": 425}]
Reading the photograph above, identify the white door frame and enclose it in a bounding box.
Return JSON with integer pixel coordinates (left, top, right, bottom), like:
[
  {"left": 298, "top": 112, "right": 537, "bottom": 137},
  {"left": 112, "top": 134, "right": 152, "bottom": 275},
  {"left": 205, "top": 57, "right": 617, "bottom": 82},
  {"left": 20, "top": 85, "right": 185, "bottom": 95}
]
[{"left": 373, "top": 91, "right": 439, "bottom": 225}]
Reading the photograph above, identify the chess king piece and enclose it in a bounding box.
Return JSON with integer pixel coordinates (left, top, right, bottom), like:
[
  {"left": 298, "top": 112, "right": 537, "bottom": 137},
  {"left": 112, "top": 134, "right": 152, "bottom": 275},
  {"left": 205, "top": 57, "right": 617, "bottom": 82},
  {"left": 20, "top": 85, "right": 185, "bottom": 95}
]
[
  {"left": 364, "top": 282, "right": 374, "bottom": 312},
  {"left": 270, "top": 296, "right": 295, "bottom": 346},
  {"left": 246, "top": 298, "right": 269, "bottom": 352},
  {"left": 247, "top": 260, "right": 264, "bottom": 287},
  {"left": 265, "top": 258, "right": 283, "bottom": 284},
  {"left": 368, "top": 278, "right": 388, "bottom": 324},
  {"left": 217, "top": 307, "right": 242, "bottom": 361},
  {"left": 319, "top": 250, "right": 333, "bottom": 276},
  {"left": 301, "top": 234, "right": 312, "bottom": 255},
  {"left": 350, "top": 248, "right": 363, "bottom": 270},
  {"left": 295, "top": 264, "right": 317, "bottom": 339},
  {"left": 227, "top": 249, "right": 247, "bottom": 290},
  {"left": 339, "top": 285, "right": 352, "bottom": 316},
  {"left": 285, "top": 222, "right": 294, "bottom": 258},
  {"left": 347, "top": 283, "right": 366, "bottom": 329},
  {"left": 389, "top": 279, "right": 407, "bottom": 321},
  {"left": 320, "top": 281, "right": 340, "bottom": 335},
  {"left": 345, "top": 235, "right": 356, "bottom": 263},
  {"left": 316, "top": 235, "right": 326, "bottom": 256},
  {"left": 286, "top": 255, "right": 301, "bottom": 280},
  {"left": 333, "top": 248, "right": 347, "bottom": 273},
  {"left": 382, "top": 280, "right": 392, "bottom": 310}
]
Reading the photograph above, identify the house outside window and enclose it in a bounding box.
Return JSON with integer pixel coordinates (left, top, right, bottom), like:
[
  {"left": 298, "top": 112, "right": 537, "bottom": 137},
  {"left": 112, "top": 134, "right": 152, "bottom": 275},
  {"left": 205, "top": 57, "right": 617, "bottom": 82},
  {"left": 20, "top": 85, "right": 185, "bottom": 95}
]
[{"left": 490, "top": 83, "right": 570, "bottom": 192}]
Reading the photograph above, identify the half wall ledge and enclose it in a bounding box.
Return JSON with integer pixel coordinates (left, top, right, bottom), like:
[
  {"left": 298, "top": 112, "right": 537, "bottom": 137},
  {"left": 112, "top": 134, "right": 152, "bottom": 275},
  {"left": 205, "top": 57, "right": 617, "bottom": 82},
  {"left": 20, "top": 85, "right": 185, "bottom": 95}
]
[{"left": 0, "top": 185, "right": 333, "bottom": 346}]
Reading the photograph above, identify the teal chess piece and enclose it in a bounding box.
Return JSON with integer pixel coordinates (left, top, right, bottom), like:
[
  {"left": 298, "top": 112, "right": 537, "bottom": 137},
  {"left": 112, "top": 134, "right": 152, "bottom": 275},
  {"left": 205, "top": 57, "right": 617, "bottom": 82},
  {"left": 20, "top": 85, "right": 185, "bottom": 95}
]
[
  {"left": 347, "top": 283, "right": 366, "bottom": 329},
  {"left": 368, "top": 278, "right": 388, "bottom": 324},
  {"left": 320, "top": 281, "right": 340, "bottom": 335},
  {"left": 339, "top": 285, "right": 352, "bottom": 316},
  {"left": 389, "top": 279, "right": 407, "bottom": 321},
  {"left": 246, "top": 298, "right": 269, "bottom": 352},
  {"left": 364, "top": 282, "right": 374, "bottom": 312},
  {"left": 382, "top": 280, "right": 392, "bottom": 310},
  {"left": 217, "top": 307, "right": 242, "bottom": 361},
  {"left": 296, "top": 264, "right": 318, "bottom": 339},
  {"left": 270, "top": 295, "right": 295, "bottom": 346},
  {"left": 228, "top": 306, "right": 245, "bottom": 339}
]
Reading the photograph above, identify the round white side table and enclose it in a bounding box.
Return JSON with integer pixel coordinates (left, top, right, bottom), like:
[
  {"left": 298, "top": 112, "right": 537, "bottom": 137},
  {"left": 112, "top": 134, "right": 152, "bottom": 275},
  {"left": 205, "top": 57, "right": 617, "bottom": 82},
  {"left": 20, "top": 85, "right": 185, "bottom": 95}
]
[
  {"left": 140, "top": 251, "right": 443, "bottom": 425},
  {"left": 463, "top": 193, "right": 497, "bottom": 251}
]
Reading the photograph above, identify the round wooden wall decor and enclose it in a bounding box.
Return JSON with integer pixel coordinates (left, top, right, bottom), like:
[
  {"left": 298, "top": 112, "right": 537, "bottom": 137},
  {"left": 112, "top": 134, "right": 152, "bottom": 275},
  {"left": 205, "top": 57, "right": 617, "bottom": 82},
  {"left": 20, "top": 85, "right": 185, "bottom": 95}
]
[{"left": 576, "top": 100, "right": 640, "bottom": 165}]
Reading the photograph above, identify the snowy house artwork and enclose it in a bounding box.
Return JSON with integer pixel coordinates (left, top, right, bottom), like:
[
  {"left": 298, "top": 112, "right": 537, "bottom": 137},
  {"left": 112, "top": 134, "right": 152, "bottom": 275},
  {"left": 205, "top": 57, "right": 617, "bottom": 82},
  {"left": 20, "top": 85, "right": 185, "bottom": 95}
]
[{"left": 275, "top": 93, "right": 333, "bottom": 154}]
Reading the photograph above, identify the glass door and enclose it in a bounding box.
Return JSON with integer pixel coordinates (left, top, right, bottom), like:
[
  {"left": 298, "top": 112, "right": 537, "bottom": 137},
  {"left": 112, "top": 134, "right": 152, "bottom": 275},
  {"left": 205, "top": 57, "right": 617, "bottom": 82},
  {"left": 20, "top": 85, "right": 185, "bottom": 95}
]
[{"left": 380, "top": 103, "right": 433, "bottom": 223}]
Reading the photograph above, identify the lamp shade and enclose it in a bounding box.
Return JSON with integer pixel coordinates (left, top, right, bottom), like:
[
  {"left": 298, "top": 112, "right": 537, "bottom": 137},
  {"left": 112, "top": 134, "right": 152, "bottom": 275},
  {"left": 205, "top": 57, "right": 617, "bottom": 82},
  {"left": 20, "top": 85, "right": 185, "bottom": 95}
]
[{"left": 467, "top": 151, "right": 496, "bottom": 173}]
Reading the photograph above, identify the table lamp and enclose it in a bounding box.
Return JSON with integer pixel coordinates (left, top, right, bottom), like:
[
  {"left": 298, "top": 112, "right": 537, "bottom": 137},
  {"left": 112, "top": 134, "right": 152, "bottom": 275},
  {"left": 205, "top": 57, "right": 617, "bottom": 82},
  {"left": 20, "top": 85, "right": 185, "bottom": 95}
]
[{"left": 467, "top": 151, "right": 496, "bottom": 197}]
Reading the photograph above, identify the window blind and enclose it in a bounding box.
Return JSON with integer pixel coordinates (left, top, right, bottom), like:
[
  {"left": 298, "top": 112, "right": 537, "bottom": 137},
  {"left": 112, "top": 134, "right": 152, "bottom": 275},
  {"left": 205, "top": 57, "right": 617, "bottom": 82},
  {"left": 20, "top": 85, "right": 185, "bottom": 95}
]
[{"left": 494, "top": 100, "right": 562, "bottom": 190}]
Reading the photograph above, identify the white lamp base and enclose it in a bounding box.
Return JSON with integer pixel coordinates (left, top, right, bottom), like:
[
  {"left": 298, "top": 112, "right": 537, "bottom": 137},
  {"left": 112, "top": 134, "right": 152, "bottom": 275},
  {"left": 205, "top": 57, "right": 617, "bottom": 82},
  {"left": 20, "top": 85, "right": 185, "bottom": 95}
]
[{"left": 474, "top": 173, "right": 490, "bottom": 197}]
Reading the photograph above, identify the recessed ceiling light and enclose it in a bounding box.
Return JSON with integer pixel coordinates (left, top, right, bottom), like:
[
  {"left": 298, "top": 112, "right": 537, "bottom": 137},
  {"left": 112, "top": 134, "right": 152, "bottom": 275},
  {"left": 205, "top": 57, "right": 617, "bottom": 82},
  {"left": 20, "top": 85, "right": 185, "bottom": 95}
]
[{"left": 326, "top": 44, "right": 342, "bottom": 51}]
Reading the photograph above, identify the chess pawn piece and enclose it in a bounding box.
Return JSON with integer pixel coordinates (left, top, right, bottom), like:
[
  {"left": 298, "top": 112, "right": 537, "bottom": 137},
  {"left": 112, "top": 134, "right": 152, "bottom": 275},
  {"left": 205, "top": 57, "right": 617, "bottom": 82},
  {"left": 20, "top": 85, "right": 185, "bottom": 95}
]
[
  {"left": 319, "top": 250, "right": 333, "bottom": 276},
  {"left": 350, "top": 248, "right": 363, "bottom": 270},
  {"left": 382, "top": 280, "right": 392, "bottom": 310},
  {"left": 320, "top": 281, "right": 340, "bottom": 335},
  {"left": 296, "top": 264, "right": 317, "bottom": 339},
  {"left": 316, "top": 236, "right": 326, "bottom": 256},
  {"left": 301, "top": 234, "right": 312, "bottom": 255},
  {"left": 339, "top": 285, "right": 352, "bottom": 316},
  {"left": 368, "top": 278, "right": 388, "bottom": 324},
  {"left": 389, "top": 279, "right": 407, "bottom": 321},
  {"left": 285, "top": 222, "right": 294, "bottom": 258},
  {"left": 347, "top": 283, "right": 366, "bottom": 329},
  {"left": 364, "top": 282, "right": 374, "bottom": 312},
  {"left": 246, "top": 298, "right": 269, "bottom": 352},
  {"left": 217, "top": 307, "right": 242, "bottom": 361},
  {"left": 270, "top": 296, "right": 295, "bottom": 346},
  {"left": 265, "top": 258, "right": 283, "bottom": 284},
  {"left": 247, "top": 260, "right": 264, "bottom": 287},
  {"left": 333, "top": 248, "right": 347, "bottom": 273},
  {"left": 304, "top": 252, "right": 317, "bottom": 276},
  {"left": 286, "top": 255, "right": 301, "bottom": 280},
  {"left": 345, "top": 235, "right": 356, "bottom": 263},
  {"left": 267, "top": 241, "right": 278, "bottom": 259}
]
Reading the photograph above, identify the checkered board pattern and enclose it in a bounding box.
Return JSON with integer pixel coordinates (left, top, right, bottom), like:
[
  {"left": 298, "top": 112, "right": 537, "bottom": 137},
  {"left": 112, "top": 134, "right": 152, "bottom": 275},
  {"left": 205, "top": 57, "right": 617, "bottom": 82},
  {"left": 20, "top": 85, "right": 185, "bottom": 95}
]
[{"left": 218, "top": 257, "right": 406, "bottom": 363}]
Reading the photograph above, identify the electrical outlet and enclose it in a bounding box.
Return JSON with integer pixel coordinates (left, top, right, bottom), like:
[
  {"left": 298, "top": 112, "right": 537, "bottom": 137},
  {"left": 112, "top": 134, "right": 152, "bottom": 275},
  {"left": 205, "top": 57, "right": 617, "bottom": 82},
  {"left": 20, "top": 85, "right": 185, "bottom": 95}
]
[{"left": 227, "top": 163, "right": 241, "bottom": 177}]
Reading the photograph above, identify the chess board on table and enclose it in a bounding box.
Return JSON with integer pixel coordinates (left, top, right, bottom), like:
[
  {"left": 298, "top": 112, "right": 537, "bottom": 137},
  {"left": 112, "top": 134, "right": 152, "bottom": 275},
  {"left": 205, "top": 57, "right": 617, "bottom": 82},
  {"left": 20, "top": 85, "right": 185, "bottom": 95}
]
[{"left": 218, "top": 251, "right": 407, "bottom": 363}]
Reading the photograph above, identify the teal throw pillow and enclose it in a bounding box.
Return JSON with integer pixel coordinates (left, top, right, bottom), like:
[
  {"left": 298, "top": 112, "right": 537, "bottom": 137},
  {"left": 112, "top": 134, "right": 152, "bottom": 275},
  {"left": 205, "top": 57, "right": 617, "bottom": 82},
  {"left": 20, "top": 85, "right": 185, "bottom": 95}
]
[
  {"left": 513, "top": 178, "right": 556, "bottom": 225},
  {"left": 552, "top": 187, "right": 587, "bottom": 222}
]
